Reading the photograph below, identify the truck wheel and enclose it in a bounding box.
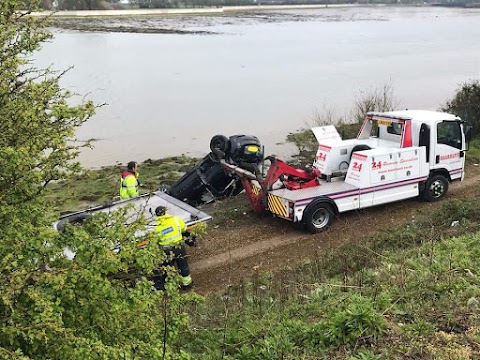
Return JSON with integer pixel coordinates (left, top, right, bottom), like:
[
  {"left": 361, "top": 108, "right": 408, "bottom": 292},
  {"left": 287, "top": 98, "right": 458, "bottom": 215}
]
[
  {"left": 303, "top": 203, "right": 334, "bottom": 233},
  {"left": 423, "top": 174, "right": 449, "bottom": 202}
]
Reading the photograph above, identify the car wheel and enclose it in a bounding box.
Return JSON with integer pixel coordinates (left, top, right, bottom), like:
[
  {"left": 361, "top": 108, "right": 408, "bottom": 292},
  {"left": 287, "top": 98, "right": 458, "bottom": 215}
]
[{"left": 210, "top": 135, "right": 230, "bottom": 154}]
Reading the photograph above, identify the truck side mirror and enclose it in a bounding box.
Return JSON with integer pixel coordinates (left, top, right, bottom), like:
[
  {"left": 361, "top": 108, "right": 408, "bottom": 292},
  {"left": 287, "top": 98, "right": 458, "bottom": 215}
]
[{"left": 465, "top": 123, "right": 473, "bottom": 142}]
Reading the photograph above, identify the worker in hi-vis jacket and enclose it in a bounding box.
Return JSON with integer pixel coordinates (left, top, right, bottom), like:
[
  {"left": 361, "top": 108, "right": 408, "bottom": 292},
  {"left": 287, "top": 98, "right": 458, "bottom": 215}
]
[
  {"left": 151, "top": 205, "right": 196, "bottom": 290},
  {"left": 120, "top": 161, "right": 141, "bottom": 200}
]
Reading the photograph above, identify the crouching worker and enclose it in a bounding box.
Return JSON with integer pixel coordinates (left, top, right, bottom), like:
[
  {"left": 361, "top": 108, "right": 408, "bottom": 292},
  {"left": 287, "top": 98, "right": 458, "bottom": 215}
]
[{"left": 151, "top": 206, "right": 195, "bottom": 290}]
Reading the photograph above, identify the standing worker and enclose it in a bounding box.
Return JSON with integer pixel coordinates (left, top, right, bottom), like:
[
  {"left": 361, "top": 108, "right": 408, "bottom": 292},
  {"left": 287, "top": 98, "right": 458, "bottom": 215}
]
[
  {"left": 152, "top": 205, "right": 194, "bottom": 290},
  {"left": 120, "top": 161, "right": 141, "bottom": 200}
]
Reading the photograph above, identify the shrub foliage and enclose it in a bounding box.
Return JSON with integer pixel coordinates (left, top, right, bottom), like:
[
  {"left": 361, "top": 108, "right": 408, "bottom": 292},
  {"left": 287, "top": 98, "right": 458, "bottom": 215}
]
[
  {"left": 443, "top": 80, "right": 480, "bottom": 138},
  {"left": 0, "top": 1, "right": 197, "bottom": 359}
]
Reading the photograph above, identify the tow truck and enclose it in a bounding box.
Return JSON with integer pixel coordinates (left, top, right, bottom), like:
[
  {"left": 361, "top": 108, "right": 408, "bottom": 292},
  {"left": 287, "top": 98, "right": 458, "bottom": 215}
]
[{"left": 215, "top": 110, "right": 473, "bottom": 233}]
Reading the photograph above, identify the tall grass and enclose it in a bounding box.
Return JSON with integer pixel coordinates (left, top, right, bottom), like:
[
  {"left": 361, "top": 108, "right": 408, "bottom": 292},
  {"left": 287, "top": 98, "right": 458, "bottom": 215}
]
[{"left": 180, "top": 196, "right": 480, "bottom": 359}]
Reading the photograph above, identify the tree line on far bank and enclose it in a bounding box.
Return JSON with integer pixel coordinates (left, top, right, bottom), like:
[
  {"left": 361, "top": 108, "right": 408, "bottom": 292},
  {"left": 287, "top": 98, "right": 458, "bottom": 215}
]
[{"left": 37, "top": 0, "right": 480, "bottom": 11}]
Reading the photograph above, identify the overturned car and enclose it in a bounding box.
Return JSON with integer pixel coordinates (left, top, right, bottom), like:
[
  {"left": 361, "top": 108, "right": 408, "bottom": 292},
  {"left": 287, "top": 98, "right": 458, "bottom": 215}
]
[{"left": 166, "top": 134, "right": 263, "bottom": 205}]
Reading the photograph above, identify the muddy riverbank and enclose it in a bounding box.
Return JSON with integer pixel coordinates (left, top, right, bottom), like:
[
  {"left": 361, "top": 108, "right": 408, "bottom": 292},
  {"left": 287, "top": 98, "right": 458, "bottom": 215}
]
[{"left": 43, "top": 4, "right": 365, "bottom": 34}]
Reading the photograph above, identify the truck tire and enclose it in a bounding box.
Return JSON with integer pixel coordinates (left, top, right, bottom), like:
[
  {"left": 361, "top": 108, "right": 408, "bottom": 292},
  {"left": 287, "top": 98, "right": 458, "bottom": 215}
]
[
  {"left": 303, "top": 203, "right": 334, "bottom": 233},
  {"left": 423, "top": 174, "right": 449, "bottom": 202}
]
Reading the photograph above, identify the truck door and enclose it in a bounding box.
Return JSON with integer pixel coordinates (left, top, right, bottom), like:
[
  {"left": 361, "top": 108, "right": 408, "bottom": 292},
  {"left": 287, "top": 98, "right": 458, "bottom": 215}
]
[{"left": 434, "top": 121, "right": 465, "bottom": 180}]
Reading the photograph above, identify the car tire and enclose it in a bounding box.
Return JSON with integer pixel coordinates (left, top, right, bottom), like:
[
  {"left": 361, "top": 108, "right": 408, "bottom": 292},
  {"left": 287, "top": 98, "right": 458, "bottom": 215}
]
[{"left": 210, "top": 135, "right": 230, "bottom": 154}]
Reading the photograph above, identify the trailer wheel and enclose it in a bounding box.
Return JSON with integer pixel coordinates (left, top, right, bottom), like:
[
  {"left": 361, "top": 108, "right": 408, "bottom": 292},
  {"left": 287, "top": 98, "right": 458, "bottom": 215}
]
[
  {"left": 303, "top": 203, "right": 334, "bottom": 233},
  {"left": 423, "top": 174, "right": 449, "bottom": 202}
]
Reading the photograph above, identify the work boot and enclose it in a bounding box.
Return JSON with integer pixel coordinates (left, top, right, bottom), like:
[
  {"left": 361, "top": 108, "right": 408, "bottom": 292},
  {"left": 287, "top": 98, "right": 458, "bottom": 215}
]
[{"left": 180, "top": 282, "right": 193, "bottom": 291}]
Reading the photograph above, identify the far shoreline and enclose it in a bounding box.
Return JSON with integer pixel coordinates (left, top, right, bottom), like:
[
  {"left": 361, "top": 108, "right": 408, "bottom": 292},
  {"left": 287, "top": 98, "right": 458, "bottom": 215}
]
[{"left": 31, "top": 4, "right": 372, "bottom": 18}]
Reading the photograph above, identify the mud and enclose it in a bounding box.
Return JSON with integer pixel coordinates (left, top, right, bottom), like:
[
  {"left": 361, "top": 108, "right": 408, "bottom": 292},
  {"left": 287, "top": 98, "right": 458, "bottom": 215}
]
[
  {"left": 47, "top": 8, "right": 387, "bottom": 34},
  {"left": 48, "top": 17, "right": 217, "bottom": 34}
]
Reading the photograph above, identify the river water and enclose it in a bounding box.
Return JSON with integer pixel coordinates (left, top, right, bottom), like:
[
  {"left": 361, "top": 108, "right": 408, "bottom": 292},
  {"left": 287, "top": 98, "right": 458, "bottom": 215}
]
[{"left": 35, "top": 6, "right": 480, "bottom": 168}]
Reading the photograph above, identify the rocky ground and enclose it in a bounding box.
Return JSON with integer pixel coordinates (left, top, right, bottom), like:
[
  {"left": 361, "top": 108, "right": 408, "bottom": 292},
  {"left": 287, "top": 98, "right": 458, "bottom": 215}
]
[{"left": 189, "top": 165, "right": 480, "bottom": 294}]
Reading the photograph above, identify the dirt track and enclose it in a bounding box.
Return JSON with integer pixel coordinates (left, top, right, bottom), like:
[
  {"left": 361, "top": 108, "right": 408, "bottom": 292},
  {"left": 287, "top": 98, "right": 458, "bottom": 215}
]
[{"left": 189, "top": 166, "right": 480, "bottom": 294}]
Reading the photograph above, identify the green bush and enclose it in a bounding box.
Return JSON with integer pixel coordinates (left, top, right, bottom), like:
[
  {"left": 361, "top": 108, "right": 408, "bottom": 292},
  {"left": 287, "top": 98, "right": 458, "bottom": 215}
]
[
  {"left": 442, "top": 79, "right": 480, "bottom": 138},
  {"left": 347, "top": 349, "right": 383, "bottom": 360},
  {"left": 306, "top": 294, "right": 385, "bottom": 349},
  {"left": 466, "top": 138, "right": 480, "bottom": 164}
]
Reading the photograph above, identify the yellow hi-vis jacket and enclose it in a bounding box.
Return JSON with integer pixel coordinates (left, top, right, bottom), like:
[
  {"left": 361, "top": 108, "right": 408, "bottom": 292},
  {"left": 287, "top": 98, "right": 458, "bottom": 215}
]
[
  {"left": 120, "top": 172, "right": 139, "bottom": 199},
  {"left": 156, "top": 214, "right": 187, "bottom": 246}
]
